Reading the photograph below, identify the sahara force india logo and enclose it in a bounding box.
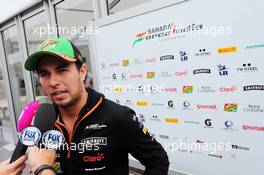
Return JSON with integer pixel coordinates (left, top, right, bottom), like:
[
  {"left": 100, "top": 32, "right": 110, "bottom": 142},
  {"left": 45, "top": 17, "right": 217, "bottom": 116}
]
[{"left": 132, "top": 23, "right": 203, "bottom": 47}]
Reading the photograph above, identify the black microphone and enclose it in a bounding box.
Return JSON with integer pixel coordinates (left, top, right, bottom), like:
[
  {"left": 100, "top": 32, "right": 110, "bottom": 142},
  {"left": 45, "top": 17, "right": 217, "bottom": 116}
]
[
  {"left": 10, "top": 103, "right": 57, "bottom": 163},
  {"left": 33, "top": 103, "right": 57, "bottom": 132}
]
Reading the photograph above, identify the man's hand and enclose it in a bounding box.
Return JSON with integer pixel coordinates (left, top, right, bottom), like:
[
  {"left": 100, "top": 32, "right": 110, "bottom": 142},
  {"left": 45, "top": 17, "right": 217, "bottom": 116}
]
[
  {"left": 0, "top": 155, "right": 27, "bottom": 175},
  {"left": 27, "top": 146, "right": 56, "bottom": 173}
]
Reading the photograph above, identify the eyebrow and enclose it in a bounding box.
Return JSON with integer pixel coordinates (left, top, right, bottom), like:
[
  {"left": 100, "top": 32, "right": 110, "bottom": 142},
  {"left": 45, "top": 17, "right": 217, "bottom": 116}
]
[{"left": 37, "top": 62, "right": 70, "bottom": 74}]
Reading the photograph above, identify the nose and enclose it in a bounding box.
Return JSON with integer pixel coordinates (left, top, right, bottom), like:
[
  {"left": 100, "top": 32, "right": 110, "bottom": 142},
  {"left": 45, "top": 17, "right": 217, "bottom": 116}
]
[{"left": 48, "top": 73, "right": 60, "bottom": 87}]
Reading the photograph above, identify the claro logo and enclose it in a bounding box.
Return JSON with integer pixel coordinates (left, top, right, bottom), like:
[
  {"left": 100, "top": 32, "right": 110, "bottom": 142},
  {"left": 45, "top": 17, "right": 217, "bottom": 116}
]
[{"left": 83, "top": 153, "right": 105, "bottom": 162}]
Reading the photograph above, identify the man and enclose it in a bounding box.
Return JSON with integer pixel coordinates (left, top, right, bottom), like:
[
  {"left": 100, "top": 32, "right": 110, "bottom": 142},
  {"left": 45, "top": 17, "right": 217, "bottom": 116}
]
[{"left": 24, "top": 38, "right": 169, "bottom": 175}]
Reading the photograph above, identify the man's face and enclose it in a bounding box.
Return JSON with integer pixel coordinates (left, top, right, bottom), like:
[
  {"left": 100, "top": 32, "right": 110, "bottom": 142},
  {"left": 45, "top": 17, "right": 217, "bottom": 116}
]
[{"left": 37, "top": 57, "right": 86, "bottom": 108}]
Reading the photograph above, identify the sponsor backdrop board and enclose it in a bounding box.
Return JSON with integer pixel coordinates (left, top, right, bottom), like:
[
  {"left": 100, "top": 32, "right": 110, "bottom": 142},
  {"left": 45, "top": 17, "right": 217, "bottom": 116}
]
[{"left": 90, "top": 0, "right": 264, "bottom": 174}]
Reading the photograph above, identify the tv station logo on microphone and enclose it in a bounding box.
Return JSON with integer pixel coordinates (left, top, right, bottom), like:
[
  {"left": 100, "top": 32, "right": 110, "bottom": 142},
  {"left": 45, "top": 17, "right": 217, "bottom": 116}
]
[
  {"left": 19, "top": 127, "right": 41, "bottom": 146},
  {"left": 42, "top": 130, "right": 65, "bottom": 149}
]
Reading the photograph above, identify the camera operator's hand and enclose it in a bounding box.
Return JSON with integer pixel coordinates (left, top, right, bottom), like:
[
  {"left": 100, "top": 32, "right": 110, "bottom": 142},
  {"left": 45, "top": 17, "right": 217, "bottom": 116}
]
[
  {"left": 27, "top": 146, "right": 56, "bottom": 175},
  {"left": 0, "top": 155, "right": 27, "bottom": 175}
]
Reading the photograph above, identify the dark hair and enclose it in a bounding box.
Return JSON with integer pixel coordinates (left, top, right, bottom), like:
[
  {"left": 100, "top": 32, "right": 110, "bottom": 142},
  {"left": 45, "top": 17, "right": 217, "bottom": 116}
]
[
  {"left": 75, "top": 59, "right": 87, "bottom": 83},
  {"left": 75, "top": 59, "right": 84, "bottom": 71}
]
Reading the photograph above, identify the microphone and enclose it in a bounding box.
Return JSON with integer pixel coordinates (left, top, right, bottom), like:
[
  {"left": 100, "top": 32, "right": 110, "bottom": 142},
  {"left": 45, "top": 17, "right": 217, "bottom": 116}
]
[
  {"left": 10, "top": 102, "right": 58, "bottom": 163},
  {"left": 10, "top": 101, "right": 40, "bottom": 163},
  {"left": 33, "top": 103, "right": 57, "bottom": 132},
  {"left": 34, "top": 104, "right": 65, "bottom": 150},
  {"left": 17, "top": 101, "right": 40, "bottom": 132}
]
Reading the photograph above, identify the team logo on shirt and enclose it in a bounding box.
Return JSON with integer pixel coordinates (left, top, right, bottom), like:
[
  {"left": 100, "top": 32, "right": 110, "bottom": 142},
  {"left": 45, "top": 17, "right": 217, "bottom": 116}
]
[
  {"left": 85, "top": 124, "right": 107, "bottom": 130},
  {"left": 81, "top": 137, "right": 108, "bottom": 151}
]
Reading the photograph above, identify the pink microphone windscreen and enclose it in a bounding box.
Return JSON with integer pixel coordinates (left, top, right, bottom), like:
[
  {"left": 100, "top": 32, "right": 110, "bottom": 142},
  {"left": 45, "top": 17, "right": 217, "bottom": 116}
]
[{"left": 17, "top": 101, "right": 40, "bottom": 132}]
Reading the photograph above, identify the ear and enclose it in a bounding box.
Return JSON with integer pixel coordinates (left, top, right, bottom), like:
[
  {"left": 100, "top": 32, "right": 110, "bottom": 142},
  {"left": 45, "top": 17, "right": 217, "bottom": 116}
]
[{"left": 79, "top": 64, "right": 87, "bottom": 82}]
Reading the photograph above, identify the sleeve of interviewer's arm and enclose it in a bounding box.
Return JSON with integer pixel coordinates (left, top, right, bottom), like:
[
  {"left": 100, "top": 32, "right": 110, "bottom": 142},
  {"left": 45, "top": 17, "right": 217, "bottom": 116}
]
[{"left": 120, "top": 110, "right": 170, "bottom": 175}]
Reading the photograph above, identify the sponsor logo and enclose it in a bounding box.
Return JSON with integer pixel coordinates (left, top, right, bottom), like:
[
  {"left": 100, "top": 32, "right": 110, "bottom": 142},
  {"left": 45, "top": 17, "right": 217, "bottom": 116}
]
[
  {"left": 137, "top": 85, "right": 144, "bottom": 93},
  {"left": 121, "top": 73, "right": 127, "bottom": 80},
  {"left": 204, "top": 119, "right": 213, "bottom": 128},
  {"left": 124, "top": 99, "right": 133, "bottom": 106},
  {"left": 197, "top": 104, "right": 217, "bottom": 110},
  {"left": 151, "top": 102, "right": 164, "bottom": 106},
  {"left": 145, "top": 57, "right": 156, "bottom": 63},
  {"left": 193, "top": 69, "right": 211, "bottom": 74},
  {"left": 195, "top": 49, "right": 211, "bottom": 56},
  {"left": 130, "top": 74, "right": 143, "bottom": 79},
  {"left": 167, "top": 100, "right": 175, "bottom": 109},
  {"left": 183, "top": 86, "right": 193, "bottom": 94},
  {"left": 150, "top": 115, "right": 161, "bottom": 122},
  {"left": 219, "top": 86, "right": 238, "bottom": 93},
  {"left": 19, "top": 127, "right": 41, "bottom": 146},
  {"left": 83, "top": 153, "right": 105, "bottom": 162},
  {"left": 136, "top": 101, "right": 148, "bottom": 106},
  {"left": 158, "top": 71, "right": 173, "bottom": 78},
  {"left": 112, "top": 73, "right": 117, "bottom": 80},
  {"left": 224, "top": 104, "right": 238, "bottom": 112},
  {"left": 232, "top": 145, "right": 250, "bottom": 151},
  {"left": 243, "top": 104, "right": 264, "bottom": 112},
  {"left": 161, "top": 87, "right": 177, "bottom": 92},
  {"left": 245, "top": 44, "right": 264, "bottom": 49},
  {"left": 133, "top": 32, "right": 147, "bottom": 47},
  {"left": 133, "top": 23, "right": 203, "bottom": 47},
  {"left": 184, "top": 120, "right": 200, "bottom": 124},
  {"left": 40, "top": 40, "right": 59, "bottom": 50},
  {"left": 242, "top": 125, "right": 264, "bottom": 132},
  {"left": 160, "top": 55, "right": 174, "bottom": 61},
  {"left": 175, "top": 70, "right": 188, "bottom": 77},
  {"left": 150, "top": 85, "right": 160, "bottom": 94},
  {"left": 217, "top": 64, "right": 229, "bottom": 76},
  {"left": 244, "top": 85, "right": 264, "bottom": 91},
  {"left": 42, "top": 130, "right": 65, "bottom": 149},
  {"left": 146, "top": 72, "right": 155, "bottom": 79},
  {"left": 102, "top": 76, "right": 111, "bottom": 80},
  {"left": 81, "top": 137, "right": 107, "bottom": 151},
  {"left": 82, "top": 137, "right": 107, "bottom": 145},
  {"left": 182, "top": 101, "right": 193, "bottom": 111},
  {"left": 103, "top": 86, "right": 111, "bottom": 92},
  {"left": 114, "top": 87, "right": 123, "bottom": 93},
  {"left": 100, "top": 62, "right": 106, "bottom": 69},
  {"left": 159, "top": 135, "right": 170, "bottom": 139},
  {"left": 132, "top": 59, "right": 143, "bottom": 65},
  {"left": 237, "top": 63, "right": 258, "bottom": 72},
  {"left": 165, "top": 118, "right": 180, "bottom": 124},
  {"left": 179, "top": 51, "right": 188, "bottom": 61},
  {"left": 223, "top": 120, "right": 237, "bottom": 131},
  {"left": 85, "top": 124, "right": 108, "bottom": 130},
  {"left": 109, "top": 62, "right": 119, "bottom": 67},
  {"left": 208, "top": 154, "right": 223, "bottom": 159},
  {"left": 197, "top": 86, "right": 215, "bottom": 93},
  {"left": 122, "top": 59, "right": 129, "bottom": 67},
  {"left": 85, "top": 166, "right": 106, "bottom": 171},
  {"left": 217, "top": 46, "right": 238, "bottom": 54}
]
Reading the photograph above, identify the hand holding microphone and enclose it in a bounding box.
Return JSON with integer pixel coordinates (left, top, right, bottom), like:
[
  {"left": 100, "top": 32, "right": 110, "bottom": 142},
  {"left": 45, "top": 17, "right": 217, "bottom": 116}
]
[{"left": 10, "top": 101, "right": 40, "bottom": 163}]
